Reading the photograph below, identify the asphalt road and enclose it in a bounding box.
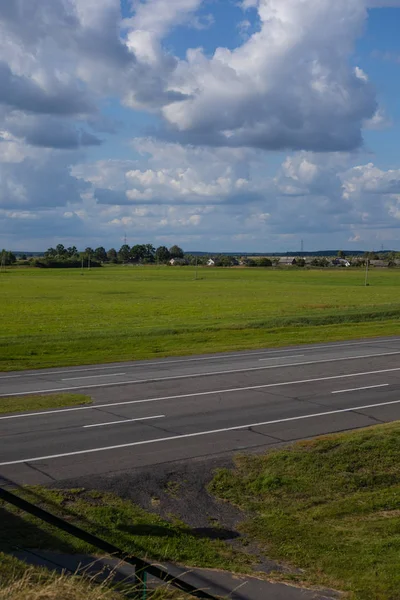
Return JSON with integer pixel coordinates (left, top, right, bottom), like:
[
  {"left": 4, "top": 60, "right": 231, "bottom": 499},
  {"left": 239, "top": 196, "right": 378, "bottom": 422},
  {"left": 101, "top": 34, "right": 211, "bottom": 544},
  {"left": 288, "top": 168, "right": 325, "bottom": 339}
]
[{"left": 2, "top": 335, "right": 400, "bottom": 485}]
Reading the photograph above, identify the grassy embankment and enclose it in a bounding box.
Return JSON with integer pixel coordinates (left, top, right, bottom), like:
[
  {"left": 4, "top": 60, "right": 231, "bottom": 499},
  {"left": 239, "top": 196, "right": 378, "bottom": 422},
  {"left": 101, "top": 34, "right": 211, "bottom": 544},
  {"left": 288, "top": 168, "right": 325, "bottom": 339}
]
[
  {"left": 2, "top": 424, "right": 400, "bottom": 597},
  {"left": 1, "top": 266, "right": 400, "bottom": 371},
  {"left": 0, "top": 487, "right": 252, "bottom": 573},
  {"left": 210, "top": 422, "right": 400, "bottom": 600},
  {"left": 0, "top": 553, "right": 191, "bottom": 600},
  {"left": 0, "top": 393, "right": 92, "bottom": 415}
]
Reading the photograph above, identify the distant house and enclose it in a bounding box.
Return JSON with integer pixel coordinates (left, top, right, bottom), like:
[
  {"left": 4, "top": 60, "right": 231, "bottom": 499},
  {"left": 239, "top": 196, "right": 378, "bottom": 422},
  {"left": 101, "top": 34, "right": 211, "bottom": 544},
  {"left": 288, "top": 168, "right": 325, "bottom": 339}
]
[
  {"left": 279, "top": 257, "right": 298, "bottom": 266},
  {"left": 169, "top": 258, "right": 189, "bottom": 266},
  {"left": 370, "top": 259, "right": 387, "bottom": 268},
  {"left": 332, "top": 258, "right": 351, "bottom": 267},
  {"left": 207, "top": 259, "right": 215, "bottom": 266}
]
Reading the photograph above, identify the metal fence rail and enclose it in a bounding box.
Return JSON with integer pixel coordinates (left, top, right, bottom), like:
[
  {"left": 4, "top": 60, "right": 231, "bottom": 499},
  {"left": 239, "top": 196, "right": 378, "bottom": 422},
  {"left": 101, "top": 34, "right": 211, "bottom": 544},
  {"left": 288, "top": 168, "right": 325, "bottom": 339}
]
[{"left": 0, "top": 486, "right": 218, "bottom": 600}]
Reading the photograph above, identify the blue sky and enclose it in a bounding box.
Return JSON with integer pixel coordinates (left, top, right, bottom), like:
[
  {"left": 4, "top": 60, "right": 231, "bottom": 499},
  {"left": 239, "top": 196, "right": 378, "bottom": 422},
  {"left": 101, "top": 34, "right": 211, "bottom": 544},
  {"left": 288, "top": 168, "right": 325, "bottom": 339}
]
[{"left": 1, "top": 0, "right": 400, "bottom": 252}]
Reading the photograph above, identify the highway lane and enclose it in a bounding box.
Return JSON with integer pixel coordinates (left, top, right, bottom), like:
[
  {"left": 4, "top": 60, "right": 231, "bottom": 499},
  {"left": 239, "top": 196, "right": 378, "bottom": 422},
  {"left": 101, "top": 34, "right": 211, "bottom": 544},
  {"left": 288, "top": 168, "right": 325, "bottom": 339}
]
[{"left": 1, "top": 336, "right": 400, "bottom": 485}]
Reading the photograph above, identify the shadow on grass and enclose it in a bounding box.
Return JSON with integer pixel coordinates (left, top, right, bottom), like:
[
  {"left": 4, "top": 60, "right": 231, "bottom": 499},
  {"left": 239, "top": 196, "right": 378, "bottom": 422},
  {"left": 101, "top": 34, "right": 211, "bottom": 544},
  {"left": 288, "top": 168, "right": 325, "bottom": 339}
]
[
  {"left": 0, "top": 506, "right": 77, "bottom": 555},
  {"left": 120, "top": 524, "right": 240, "bottom": 542}
]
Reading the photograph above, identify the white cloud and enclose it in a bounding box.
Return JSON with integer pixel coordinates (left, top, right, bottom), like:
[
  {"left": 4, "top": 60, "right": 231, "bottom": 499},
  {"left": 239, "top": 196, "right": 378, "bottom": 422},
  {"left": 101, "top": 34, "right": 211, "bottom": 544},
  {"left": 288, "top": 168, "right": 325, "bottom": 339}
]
[
  {"left": 0, "top": 0, "right": 399, "bottom": 251},
  {"left": 64, "top": 140, "right": 400, "bottom": 250},
  {"left": 162, "top": 0, "right": 376, "bottom": 151},
  {"left": 125, "top": 0, "right": 203, "bottom": 38},
  {"left": 366, "top": 1, "right": 400, "bottom": 6},
  {"left": 343, "top": 163, "right": 400, "bottom": 196},
  {"left": 6, "top": 143, "right": 400, "bottom": 252},
  {"left": 364, "top": 107, "right": 392, "bottom": 130},
  {"left": 0, "top": 0, "right": 384, "bottom": 153}
]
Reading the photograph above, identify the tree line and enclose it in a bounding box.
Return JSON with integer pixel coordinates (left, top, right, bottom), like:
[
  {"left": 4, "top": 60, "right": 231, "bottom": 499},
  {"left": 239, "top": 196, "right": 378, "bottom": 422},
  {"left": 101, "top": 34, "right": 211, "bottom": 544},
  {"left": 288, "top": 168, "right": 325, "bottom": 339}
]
[
  {"left": 42, "top": 243, "right": 185, "bottom": 265},
  {"left": 3, "top": 246, "right": 400, "bottom": 269}
]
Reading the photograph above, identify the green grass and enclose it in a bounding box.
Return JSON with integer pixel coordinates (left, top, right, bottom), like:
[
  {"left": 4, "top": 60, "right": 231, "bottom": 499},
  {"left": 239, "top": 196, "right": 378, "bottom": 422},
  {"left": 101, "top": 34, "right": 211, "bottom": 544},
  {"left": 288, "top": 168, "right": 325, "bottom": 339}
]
[
  {"left": 1, "top": 266, "right": 400, "bottom": 371},
  {"left": 0, "top": 487, "right": 252, "bottom": 574},
  {"left": 210, "top": 422, "right": 400, "bottom": 599},
  {"left": 0, "top": 393, "right": 92, "bottom": 415}
]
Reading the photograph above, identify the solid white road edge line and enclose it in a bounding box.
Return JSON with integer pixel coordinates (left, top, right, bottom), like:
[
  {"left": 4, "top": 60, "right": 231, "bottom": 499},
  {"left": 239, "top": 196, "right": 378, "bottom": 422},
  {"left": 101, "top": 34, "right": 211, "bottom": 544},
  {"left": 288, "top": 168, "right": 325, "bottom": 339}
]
[
  {"left": 1, "top": 398, "right": 399, "bottom": 467},
  {"left": 2, "top": 350, "right": 400, "bottom": 399},
  {"left": 332, "top": 384, "right": 389, "bottom": 395},
  {"left": 1, "top": 338, "right": 398, "bottom": 380},
  {"left": 83, "top": 415, "right": 165, "bottom": 429},
  {"left": 65, "top": 356, "right": 303, "bottom": 380},
  {"left": 1, "top": 364, "right": 400, "bottom": 421}
]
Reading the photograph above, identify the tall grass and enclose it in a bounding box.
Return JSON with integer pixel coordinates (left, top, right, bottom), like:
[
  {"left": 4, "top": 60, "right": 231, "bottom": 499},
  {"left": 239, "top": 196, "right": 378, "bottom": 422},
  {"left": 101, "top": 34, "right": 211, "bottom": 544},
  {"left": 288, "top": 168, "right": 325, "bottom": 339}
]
[{"left": 0, "top": 553, "right": 192, "bottom": 600}]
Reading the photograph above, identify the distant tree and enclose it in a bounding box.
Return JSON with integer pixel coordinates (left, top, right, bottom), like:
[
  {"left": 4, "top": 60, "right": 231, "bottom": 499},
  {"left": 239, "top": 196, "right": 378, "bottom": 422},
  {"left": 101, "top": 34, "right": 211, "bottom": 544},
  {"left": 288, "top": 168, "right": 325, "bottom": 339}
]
[
  {"left": 214, "top": 255, "right": 234, "bottom": 267},
  {"left": 107, "top": 248, "right": 119, "bottom": 263},
  {"left": 84, "top": 247, "right": 94, "bottom": 257},
  {"left": 258, "top": 257, "right": 273, "bottom": 267},
  {"left": 337, "top": 250, "right": 345, "bottom": 259},
  {"left": 311, "top": 257, "right": 329, "bottom": 268},
  {"left": 130, "top": 244, "right": 145, "bottom": 262},
  {"left": 1, "top": 250, "right": 16, "bottom": 265},
  {"left": 185, "top": 254, "right": 206, "bottom": 266},
  {"left": 155, "top": 246, "right": 170, "bottom": 263},
  {"left": 295, "top": 258, "right": 306, "bottom": 267},
  {"left": 118, "top": 244, "right": 131, "bottom": 262},
  {"left": 56, "top": 244, "right": 67, "bottom": 257},
  {"left": 94, "top": 246, "right": 107, "bottom": 262},
  {"left": 44, "top": 247, "right": 57, "bottom": 258},
  {"left": 143, "top": 244, "right": 155, "bottom": 263},
  {"left": 20, "top": 254, "right": 27, "bottom": 260},
  {"left": 169, "top": 245, "right": 184, "bottom": 259},
  {"left": 66, "top": 246, "right": 78, "bottom": 258}
]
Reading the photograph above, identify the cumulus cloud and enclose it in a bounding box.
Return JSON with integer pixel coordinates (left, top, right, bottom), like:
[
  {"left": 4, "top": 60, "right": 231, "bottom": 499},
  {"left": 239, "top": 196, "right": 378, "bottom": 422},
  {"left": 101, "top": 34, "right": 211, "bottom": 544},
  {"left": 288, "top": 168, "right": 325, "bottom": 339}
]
[
  {"left": 0, "top": 0, "right": 399, "bottom": 250},
  {"left": 0, "top": 61, "right": 94, "bottom": 116},
  {"left": 0, "top": 0, "right": 131, "bottom": 150},
  {"left": 66, "top": 140, "right": 400, "bottom": 248},
  {"left": 0, "top": 0, "right": 384, "bottom": 153},
  {"left": 125, "top": 0, "right": 203, "bottom": 37},
  {"left": 161, "top": 0, "right": 377, "bottom": 151},
  {"left": 343, "top": 163, "right": 400, "bottom": 196},
  {"left": 73, "top": 140, "right": 261, "bottom": 206},
  {"left": 5, "top": 138, "right": 400, "bottom": 251},
  {"left": 0, "top": 149, "right": 88, "bottom": 210}
]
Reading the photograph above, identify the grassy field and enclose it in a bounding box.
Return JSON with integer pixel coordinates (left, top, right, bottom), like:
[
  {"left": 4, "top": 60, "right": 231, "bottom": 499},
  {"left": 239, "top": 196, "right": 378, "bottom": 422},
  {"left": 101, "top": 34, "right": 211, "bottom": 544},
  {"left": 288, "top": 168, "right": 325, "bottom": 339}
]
[
  {"left": 210, "top": 422, "right": 400, "bottom": 600},
  {"left": 1, "top": 265, "right": 400, "bottom": 371},
  {"left": 0, "top": 393, "right": 92, "bottom": 415}
]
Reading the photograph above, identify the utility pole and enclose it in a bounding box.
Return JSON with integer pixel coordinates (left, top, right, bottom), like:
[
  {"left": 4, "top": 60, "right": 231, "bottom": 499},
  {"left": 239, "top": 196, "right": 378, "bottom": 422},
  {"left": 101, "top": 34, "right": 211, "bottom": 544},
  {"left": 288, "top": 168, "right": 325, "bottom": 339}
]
[
  {"left": 364, "top": 258, "right": 369, "bottom": 286},
  {"left": 88, "top": 252, "right": 91, "bottom": 270}
]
